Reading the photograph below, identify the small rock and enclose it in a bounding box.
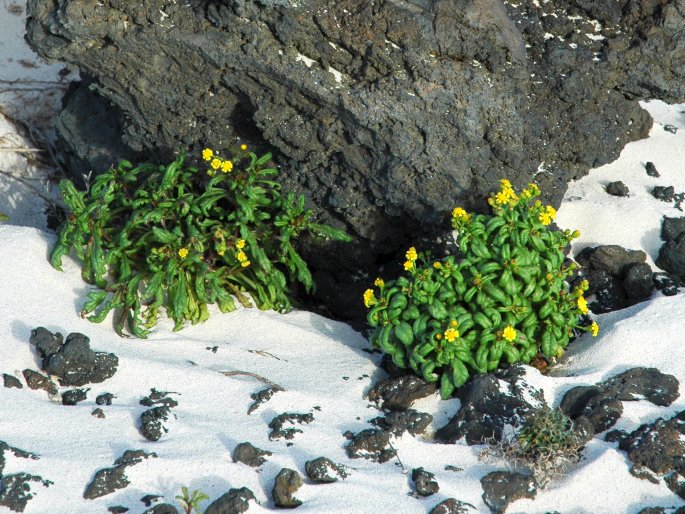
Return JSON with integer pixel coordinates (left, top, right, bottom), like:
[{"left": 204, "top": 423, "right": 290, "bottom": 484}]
[
  {"left": 96, "top": 392, "right": 115, "bottom": 405},
  {"left": 623, "top": 263, "right": 654, "bottom": 300},
  {"left": 141, "top": 494, "right": 163, "bottom": 507},
  {"left": 2, "top": 374, "right": 22, "bottom": 389},
  {"left": 305, "top": 457, "right": 348, "bottom": 483},
  {"left": 273, "top": 468, "right": 303, "bottom": 508},
  {"left": 370, "top": 409, "right": 433, "bottom": 436},
  {"left": 0, "top": 473, "right": 53, "bottom": 512},
  {"left": 645, "top": 161, "right": 660, "bottom": 177},
  {"left": 605, "top": 181, "right": 630, "bottom": 196},
  {"left": 62, "top": 388, "right": 89, "bottom": 406},
  {"left": 656, "top": 233, "right": 685, "bottom": 279},
  {"left": 636, "top": 508, "right": 666, "bottom": 514},
  {"left": 367, "top": 375, "right": 437, "bottom": 411},
  {"left": 429, "top": 498, "right": 476, "bottom": 514},
  {"left": 232, "top": 442, "right": 272, "bottom": 467},
  {"left": 141, "top": 406, "right": 172, "bottom": 441},
  {"left": 662, "top": 216, "right": 685, "bottom": 242},
  {"left": 92, "top": 408, "right": 106, "bottom": 418},
  {"left": 653, "top": 272, "right": 682, "bottom": 296},
  {"left": 83, "top": 450, "right": 157, "bottom": 499},
  {"left": 663, "top": 124, "right": 678, "bottom": 134},
  {"left": 666, "top": 472, "right": 685, "bottom": 500},
  {"left": 205, "top": 487, "right": 256, "bottom": 514},
  {"left": 139, "top": 388, "right": 179, "bottom": 408},
  {"left": 480, "top": 471, "right": 536, "bottom": 514},
  {"left": 22, "top": 369, "right": 57, "bottom": 395},
  {"left": 652, "top": 185, "right": 675, "bottom": 202},
  {"left": 412, "top": 467, "right": 439, "bottom": 497},
  {"left": 108, "top": 507, "right": 129, "bottom": 514},
  {"left": 247, "top": 386, "right": 281, "bottom": 414},
  {"left": 143, "top": 504, "right": 179, "bottom": 514},
  {"left": 345, "top": 429, "right": 396, "bottom": 463},
  {"left": 268, "top": 413, "right": 314, "bottom": 440}
]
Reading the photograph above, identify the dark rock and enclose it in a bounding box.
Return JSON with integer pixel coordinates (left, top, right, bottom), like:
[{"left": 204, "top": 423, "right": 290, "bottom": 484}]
[
  {"left": 666, "top": 473, "right": 685, "bottom": 500},
  {"left": 637, "top": 508, "right": 666, "bottom": 514},
  {"left": 268, "top": 413, "right": 314, "bottom": 440},
  {"left": 0, "top": 473, "right": 53, "bottom": 513},
  {"left": 604, "top": 429, "right": 629, "bottom": 446},
  {"left": 247, "top": 386, "right": 281, "bottom": 415},
  {"left": 140, "top": 406, "right": 172, "bottom": 441},
  {"left": 272, "top": 468, "right": 303, "bottom": 508},
  {"left": 653, "top": 272, "right": 682, "bottom": 296},
  {"left": 370, "top": 409, "right": 433, "bottom": 437},
  {"left": 623, "top": 263, "right": 654, "bottom": 300},
  {"left": 304, "top": 457, "right": 348, "bottom": 483},
  {"left": 663, "top": 124, "right": 679, "bottom": 134},
  {"left": 0, "top": 442, "right": 38, "bottom": 476},
  {"left": 662, "top": 216, "right": 685, "bottom": 242},
  {"left": 656, "top": 234, "right": 685, "bottom": 279},
  {"left": 605, "top": 181, "right": 630, "bottom": 197},
  {"left": 28, "top": 0, "right": 685, "bottom": 321},
  {"left": 29, "top": 328, "right": 118, "bottom": 386},
  {"left": 645, "top": 161, "right": 660, "bottom": 177},
  {"left": 429, "top": 498, "right": 476, "bottom": 514},
  {"left": 559, "top": 386, "right": 602, "bottom": 419},
  {"left": 139, "top": 389, "right": 179, "bottom": 408},
  {"left": 652, "top": 186, "right": 676, "bottom": 202},
  {"left": 435, "top": 366, "right": 543, "bottom": 445},
  {"left": 379, "top": 354, "right": 408, "bottom": 379},
  {"left": 345, "top": 429, "right": 396, "bottom": 463},
  {"left": 83, "top": 449, "right": 157, "bottom": 499},
  {"left": 412, "top": 467, "right": 439, "bottom": 497},
  {"left": 232, "top": 442, "right": 272, "bottom": 468},
  {"left": 480, "top": 471, "right": 536, "bottom": 514},
  {"left": 367, "top": 375, "right": 437, "bottom": 412},
  {"left": 205, "top": 487, "right": 256, "bottom": 514},
  {"left": 22, "top": 369, "right": 57, "bottom": 395},
  {"left": 96, "top": 392, "right": 115, "bottom": 405},
  {"left": 141, "top": 494, "right": 163, "bottom": 507},
  {"left": 108, "top": 507, "right": 129, "bottom": 514},
  {"left": 143, "top": 504, "right": 179, "bottom": 514},
  {"left": 586, "top": 245, "right": 647, "bottom": 279},
  {"left": 62, "top": 388, "right": 89, "bottom": 406},
  {"left": 2, "top": 374, "right": 22, "bottom": 389},
  {"left": 582, "top": 397, "right": 623, "bottom": 434},
  {"left": 92, "top": 408, "right": 106, "bottom": 418}
]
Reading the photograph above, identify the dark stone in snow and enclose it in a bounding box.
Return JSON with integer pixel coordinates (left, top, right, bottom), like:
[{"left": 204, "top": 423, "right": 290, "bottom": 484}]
[
  {"left": 305, "top": 457, "right": 348, "bottom": 483},
  {"left": 62, "top": 388, "right": 89, "bottom": 405},
  {"left": 0, "top": 473, "right": 53, "bottom": 513},
  {"left": 637, "top": 508, "right": 666, "bottom": 514},
  {"left": 29, "top": 328, "right": 118, "bottom": 386},
  {"left": 656, "top": 233, "right": 685, "bottom": 279},
  {"left": 143, "top": 504, "right": 179, "bottom": 514},
  {"left": 653, "top": 272, "right": 682, "bottom": 296},
  {"left": 268, "top": 413, "right": 314, "bottom": 440},
  {"left": 367, "top": 375, "right": 436, "bottom": 412},
  {"left": 645, "top": 161, "right": 660, "bottom": 177},
  {"left": 623, "top": 263, "right": 654, "bottom": 300},
  {"left": 435, "top": 366, "right": 543, "bottom": 445},
  {"left": 83, "top": 450, "right": 157, "bottom": 499},
  {"left": 662, "top": 216, "right": 685, "bottom": 242},
  {"left": 582, "top": 397, "right": 624, "bottom": 434},
  {"left": 22, "top": 369, "right": 57, "bottom": 395},
  {"left": 412, "top": 467, "right": 439, "bottom": 497},
  {"left": 139, "top": 389, "right": 179, "bottom": 408},
  {"left": 666, "top": 473, "right": 685, "bottom": 501},
  {"left": 232, "top": 442, "right": 272, "bottom": 468},
  {"left": 272, "top": 468, "right": 303, "bottom": 508},
  {"left": 2, "top": 374, "right": 22, "bottom": 389},
  {"left": 140, "top": 406, "right": 173, "bottom": 441},
  {"left": 370, "top": 409, "right": 433, "bottom": 437},
  {"left": 481, "top": 471, "right": 536, "bottom": 514},
  {"left": 247, "top": 386, "right": 281, "bottom": 415},
  {"left": 345, "top": 429, "right": 396, "bottom": 463},
  {"left": 663, "top": 124, "right": 679, "bottom": 134},
  {"left": 652, "top": 186, "right": 676, "bottom": 202},
  {"left": 108, "top": 507, "right": 129, "bottom": 514},
  {"left": 583, "top": 245, "right": 647, "bottom": 279},
  {"left": 605, "top": 181, "right": 630, "bottom": 197},
  {"left": 429, "top": 498, "right": 476, "bottom": 514},
  {"left": 205, "top": 487, "right": 256, "bottom": 514},
  {"left": 141, "top": 494, "right": 163, "bottom": 507},
  {"left": 96, "top": 392, "right": 115, "bottom": 405},
  {"left": 92, "top": 408, "right": 106, "bottom": 418}
]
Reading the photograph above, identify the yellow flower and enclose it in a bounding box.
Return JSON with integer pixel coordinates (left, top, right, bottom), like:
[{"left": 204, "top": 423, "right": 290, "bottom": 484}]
[
  {"left": 236, "top": 251, "right": 248, "bottom": 262},
  {"left": 363, "top": 289, "right": 376, "bottom": 308},
  {"left": 403, "top": 260, "right": 414, "bottom": 271},
  {"left": 495, "top": 191, "right": 511, "bottom": 205},
  {"left": 241, "top": 260, "right": 250, "bottom": 268},
  {"left": 539, "top": 211, "right": 553, "bottom": 225},
  {"left": 452, "top": 207, "right": 470, "bottom": 221},
  {"left": 500, "top": 179, "right": 512, "bottom": 189},
  {"left": 236, "top": 239, "right": 246, "bottom": 249},
  {"left": 433, "top": 262, "right": 442, "bottom": 269},
  {"left": 406, "top": 247, "right": 417, "bottom": 262},
  {"left": 221, "top": 160, "right": 233, "bottom": 173},
  {"left": 202, "top": 148, "right": 213, "bottom": 161},
  {"left": 240, "top": 144, "right": 248, "bottom": 151},
  {"left": 374, "top": 277, "right": 385, "bottom": 288},
  {"left": 178, "top": 247, "right": 189, "bottom": 259},
  {"left": 502, "top": 325, "right": 517, "bottom": 342},
  {"left": 210, "top": 158, "right": 222, "bottom": 170},
  {"left": 546, "top": 205, "right": 557, "bottom": 220},
  {"left": 444, "top": 328, "right": 459, "bottom": 342},
  {"left": 577, "top": 295, "right": 589, "bottom": 314},
  {"left": 590, "top": 321, "right": 599, "bottom": 337},
  {"left": 528, "top": 183, "right": 540, "bottom": 194}
]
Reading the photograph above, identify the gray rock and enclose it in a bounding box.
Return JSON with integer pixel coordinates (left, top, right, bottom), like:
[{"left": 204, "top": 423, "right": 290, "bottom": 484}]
[
  {"left": 96, "top": 392, "right": 115, "bottom": 405},
  {"left": 107, "top": 507, "right": 129, "bottom": 514},
  {"left": 141, "top": 494, "right": 163, "bottom": 507},
  {"left": 143, "top": 504, "right": 179, "bottom": 514},
  {"left": 585, "top": 245, "right": 647, "bottom": 279},
  {"left": 205, "top": 487, "right": 256, "bottom": 514},
  {"left": 304, "top": 457, "right": 347, "bottom": 483},
  {"left": 0, "top": 473, "right": 53, "bottom": 513},
  {"left": 367, "top": 375, "right": 436, "bottom": 412},
  {"left": 370, "top": 409, "right": 433, "bottom": 437},
  {"left": 268, "top": 413, "right": 314, "bottom": 440},
  {"left": 645, "top": 162, "right": 660, "bottom": 177},
  {"left": 412, "top": 467, "right": 439, "bottom": 497},
  {"left": 656, "top": 234, "right": 685, "bottom": 279},
  {"left": 480, "top": 471, "right": 536, "bottom": 514},
  {"left": 345, "top": 429, "right": 396, "bottom": 463},
  {"left": 2, "top": 374, "right": 22, "bottom": 389},
  {"left": 22, "top": 369, "right": 57, "bottom": 395},
  {"left": 92, "top": 408, "right": 106, "bottom": 418},
  {"left": 662, "top": 216, "right": 685, "bottom": 242},
  {"left": 139, "top": 389, "right": 179, "bottom": 408},
  {"left": 83, "top": 450, "right": 157, "bottom": 499},
  {"left": 62, "top": 388, "right": 89, "bottom": 406},
  {"left": 623, "top": 263, "right": 654, "bottom": 300},
  {"left": 605, "top": 181, "right": 630, "bottom": 197},
  {"left": 272, "top": 468, "right": 303, "bottom": 508},
  {"left": 247, "top": 386, "right": 282, "bottom": 415},
  {"left": 29, "top": 328, "right": 118, "bottom": 386},
  {"left": 232, "top": 442, "right": 272, "bottom": 468},
  {"left": 140, "top": 406, "right": 172, "bottom": 442},
  {"left": 430, "top": 498, "right": 476, "bottom": 514},
  {"left": 652, "top": 186, "right": 676, "bottom": 202}
]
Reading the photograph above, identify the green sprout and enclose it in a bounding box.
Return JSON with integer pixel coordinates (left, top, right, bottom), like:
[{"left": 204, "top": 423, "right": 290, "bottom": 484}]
[{"left": 176, "top": 486, "right": 209, "bottom": 514}]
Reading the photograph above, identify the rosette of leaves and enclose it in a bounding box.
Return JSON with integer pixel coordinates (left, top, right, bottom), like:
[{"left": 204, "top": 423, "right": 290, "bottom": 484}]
[
  {"left": 50, "top": 147, "right": 350, "bottom": 337},
  {"left": 364, "top": 180, "right": 599, "bottom": 399}
]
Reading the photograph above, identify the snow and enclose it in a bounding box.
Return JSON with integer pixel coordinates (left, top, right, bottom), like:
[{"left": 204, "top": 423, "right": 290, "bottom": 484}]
[{"left": 1, "top": 7, "right": 685, "bottom": 514}]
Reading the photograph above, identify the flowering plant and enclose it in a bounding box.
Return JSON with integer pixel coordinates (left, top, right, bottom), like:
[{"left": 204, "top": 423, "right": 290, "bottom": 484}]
[
  {"left": 51, "top": 146, "right": 350, "bottom": 336},
  {"left": 364, "top": 180, "right": 598, "bottom": 399}
]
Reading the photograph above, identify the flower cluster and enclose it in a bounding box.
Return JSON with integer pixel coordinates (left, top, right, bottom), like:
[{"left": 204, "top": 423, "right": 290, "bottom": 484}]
[
  {"left": 404, "top": 246, "right": 418, "bottom": 271},
  {"left": 202, "top": 145, "right": 248, "bottom": 175}
]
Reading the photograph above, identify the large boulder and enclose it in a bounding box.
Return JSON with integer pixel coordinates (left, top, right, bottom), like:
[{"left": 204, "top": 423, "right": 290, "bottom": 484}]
[{"left": 25, "top": 0, "right": 685, "bottom": 319}]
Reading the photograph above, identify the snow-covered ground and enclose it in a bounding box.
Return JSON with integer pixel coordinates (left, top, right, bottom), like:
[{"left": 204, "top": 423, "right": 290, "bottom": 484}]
[{"left": 2, "top": 6, "right": 685, "bottom": 514}]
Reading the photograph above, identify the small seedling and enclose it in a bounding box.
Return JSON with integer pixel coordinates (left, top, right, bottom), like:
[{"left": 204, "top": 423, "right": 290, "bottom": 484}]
[{"left": 176, "top": 486, "right": 209, "bottom": 514}]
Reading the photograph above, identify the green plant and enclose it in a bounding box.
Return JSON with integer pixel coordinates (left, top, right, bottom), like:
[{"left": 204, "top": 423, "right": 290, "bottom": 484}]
[
  {"left": 50, "top": 146, "right": 350, "bottom": 336},
  {"left": 364, "top": 180, "right": 599, "bottom": 399},
  {"left": 0, "top": 212, "right": 8, "bottom": 221},
  {"left": 176, "top": 486, "right": 209, "bottom": 514}
]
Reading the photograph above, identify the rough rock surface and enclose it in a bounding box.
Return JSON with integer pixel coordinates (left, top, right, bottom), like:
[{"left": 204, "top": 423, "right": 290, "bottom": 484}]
[
  {"left": 657, "top": 234, "right": 685, "bottom": 279},
  {"left": 2, "top": 374, "right": 23, "bottom": 389},
  {"left": 29, "top": 328, "right": 118, "bottom": 386},
  {"left": 412, "top": 467, "right": 440, "bottom": 497},
  {"left": 304, "top": 457, "right": 348, "bottom": 483},
  {"left": 662, "top": 216, "right": 685, "bottom": 242},
  {"left": 232, "top": 442, "right": 272, "bottom": 468},
  {"left": 370, "top": 409, "right": 433, "bottom": 436},
  {"left": 605, "top": 181, "right": 629, "bottom": 197},
  {"left": 61, "top": 388, "right": 89, "bottom": 406},
  {"left": 139, "top": 389, "right": 178, "bottom": 441},
  {"left": 83, "top": 450, "right": 157, "bottom": 500},
  {"left": 367, "top": 375, "right": 436, "bottom": 411},
  {"left": 22, "top": 369, "right": 57, "bottom": 395},
  {"left": 0, "top": 473, "right": 53, "bottom": 513},
  {"left": 272, "top": 468, "right": 303, "bottom": 508},
  {"left": 25, "top": 0, "right": 685, "bottom": 319},
  {"left": 268, "top": 412, "right": 314, "bottom": 440},
  {"left": 205, "top": 487, "right": 256, "bottom": 514},
  {"left": 480, "top": 471, "right": 537, "bottom": 514},
  {"left": 345, "top": 429, "right": 396, "bottom": 463},
  {"left": 143, "top": 504, "right": 178, "bottom": 514},
  {"left": 247, "top": 386, "right": 282, "bottom": 415},
  {"left": 429, "top": 498, "right": 477, "bottom": 514}
]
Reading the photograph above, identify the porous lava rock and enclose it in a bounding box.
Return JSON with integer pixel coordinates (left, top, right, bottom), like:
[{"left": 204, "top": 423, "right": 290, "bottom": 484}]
[
  {"left": 0, "top": 473, "right": 53, "bottom": 513},
  {"left": 29, "top": 327, "right": 118, "bottom": 386},
  {"left": 83, "top": 450, "right": 157, "bottom": 500},
  {"left": 605, "top": 181, "right": 629, "bottom": 197},
  {"left": 304, "top": 457, "right": 348, "bottom": 483},
  {"left": 61, "top": 387, "right": 88, "bottom": 406},
  {"left": 657, "top": 234, "right": 685, "bottom": 279},
  {"left": 205, "top": 487, "right": 256, "bottom": 514},
  {"left": 139, "top": 389, "right": 179, "bottom": 441},
  {"left": 272, "top": 468, "right": 303, "bottom": 508},
  {"left": 345, "top": 429, "right": 396, "bottom": 463},
  {"left": 412, "top": 467, "right": 439, "bottom": 497},
  {"left": 370, "top": 409, "right": 433, "bottom": 436},
  {"left": 232, "top": 442, "right": 272, "bottom": 468},
  {"left": 2, "top": 374, "right": 22, "bottom": 389},
  {"left": 429, "top": 498, "right": 477, "bottom": 514},
  {"left": 367, "top": 375, "right": 437, "bottom": 411},
  {"left": 143, "top": 504, "right": 178, "bottom": 514},
  {"left": 268, "top": 413, "right": 314, "bottom": 440},
  {"left": 480, "top": 471, "right": 536, "bottom": 514},
  {"left": 25, "top": 0, "right": 685, "bottom": 319},
  {"left": 22, "top": 369, "right": 57, "bottom": 395},
  {"left": 662, "top": 216, "right": 685, "bottom": 243}
]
